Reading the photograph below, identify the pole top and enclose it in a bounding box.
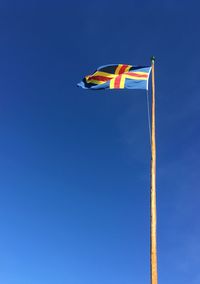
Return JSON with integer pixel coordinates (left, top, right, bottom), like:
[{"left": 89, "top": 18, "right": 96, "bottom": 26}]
[{"left": 151, "top": 56, "right": 155, "bottom": 63}]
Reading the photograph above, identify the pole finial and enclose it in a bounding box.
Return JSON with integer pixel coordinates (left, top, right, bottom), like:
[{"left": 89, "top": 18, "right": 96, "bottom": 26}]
[{"left": 151, "top": 56, "right": 155, "bottom": 63}]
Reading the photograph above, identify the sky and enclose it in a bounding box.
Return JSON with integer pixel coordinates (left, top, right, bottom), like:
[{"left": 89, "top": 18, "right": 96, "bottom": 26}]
[{"left": 0, "top": 0, "right": 200, "bottom": 283}]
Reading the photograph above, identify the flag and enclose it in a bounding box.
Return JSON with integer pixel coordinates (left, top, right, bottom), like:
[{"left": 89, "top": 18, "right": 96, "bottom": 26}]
[{"left": 77, "top": 64, "right": 151, "bottom": 90}]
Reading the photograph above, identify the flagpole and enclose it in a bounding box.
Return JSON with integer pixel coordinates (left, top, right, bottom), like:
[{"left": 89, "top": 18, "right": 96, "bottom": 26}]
[{"left": 150, "top": 56, "right": 158, "bottom": 284}]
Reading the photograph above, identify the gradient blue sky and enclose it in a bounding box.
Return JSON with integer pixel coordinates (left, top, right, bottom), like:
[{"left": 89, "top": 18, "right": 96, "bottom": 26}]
[{"left": 0, "top": 1, "right": 200, "bottom": 283}]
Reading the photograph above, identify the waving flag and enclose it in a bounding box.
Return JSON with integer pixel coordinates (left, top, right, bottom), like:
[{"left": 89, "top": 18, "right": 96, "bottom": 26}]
[{"left": 77, "top": 64, "right": 151, "bottom": 90}]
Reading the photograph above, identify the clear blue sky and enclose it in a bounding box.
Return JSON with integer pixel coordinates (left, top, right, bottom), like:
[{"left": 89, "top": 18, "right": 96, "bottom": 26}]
[{"left": 0, "top": 1, "right": 200, "bottom": 283}]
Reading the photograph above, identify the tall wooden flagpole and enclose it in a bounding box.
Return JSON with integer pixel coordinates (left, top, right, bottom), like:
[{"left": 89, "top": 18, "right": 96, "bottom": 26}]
[{"left": 150, "top": 56, "right": 158, "bottom": 284}]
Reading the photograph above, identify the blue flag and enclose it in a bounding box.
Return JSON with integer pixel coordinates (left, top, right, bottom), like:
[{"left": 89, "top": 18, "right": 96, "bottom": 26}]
[{"left": 78, "top": 64, "right": 151, "bottom": 90}]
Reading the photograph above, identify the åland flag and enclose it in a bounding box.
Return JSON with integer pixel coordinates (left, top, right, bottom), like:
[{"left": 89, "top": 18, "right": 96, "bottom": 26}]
[{"left": 77, "top": 64, "right": 151, "bottom": 90}]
